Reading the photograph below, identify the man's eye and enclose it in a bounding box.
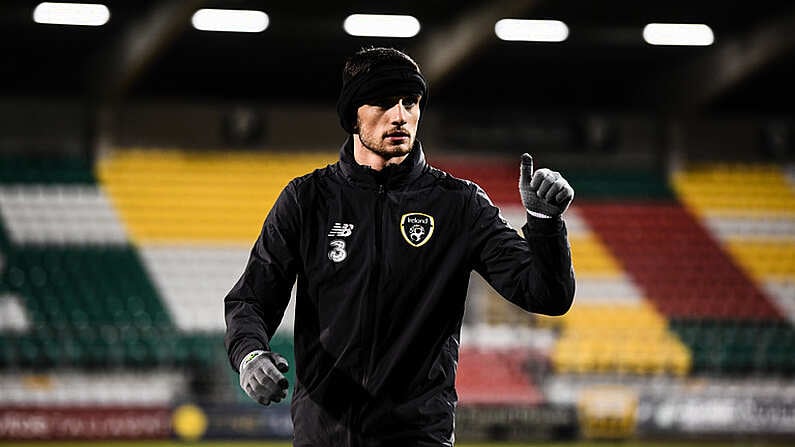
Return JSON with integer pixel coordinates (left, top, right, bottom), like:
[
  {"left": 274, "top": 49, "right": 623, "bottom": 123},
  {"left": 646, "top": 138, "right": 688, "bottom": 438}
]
[
  {"left": 370, "top": 97, "right": 417, "bottom": 109},
  {"left": 374, "top": 99, "right": 395, "bottom": 109}
]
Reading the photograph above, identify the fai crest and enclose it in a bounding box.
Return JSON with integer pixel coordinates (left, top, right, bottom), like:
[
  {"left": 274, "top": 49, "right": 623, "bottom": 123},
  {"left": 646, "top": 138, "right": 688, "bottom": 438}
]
[{"left": 400, "top": 213, "right": 435, "bottom": 247}]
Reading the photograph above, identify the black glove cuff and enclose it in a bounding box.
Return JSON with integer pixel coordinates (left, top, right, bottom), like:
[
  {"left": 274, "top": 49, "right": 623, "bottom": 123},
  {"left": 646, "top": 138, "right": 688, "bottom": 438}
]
[{"left": 524, "top": 212, "right": 565, "bottom": 236}]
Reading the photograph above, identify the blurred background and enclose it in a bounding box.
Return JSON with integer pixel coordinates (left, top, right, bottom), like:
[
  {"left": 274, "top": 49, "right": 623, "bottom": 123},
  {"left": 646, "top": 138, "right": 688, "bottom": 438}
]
[{"left": 1, "top": 0, "right": 794, "bottom": 444}]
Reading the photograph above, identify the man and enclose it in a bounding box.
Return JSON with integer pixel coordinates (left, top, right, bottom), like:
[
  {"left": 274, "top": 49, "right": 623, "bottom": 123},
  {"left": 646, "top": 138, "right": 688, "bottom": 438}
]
[{"left": 225, "top": 47, "right": 575, "bottom": 446}]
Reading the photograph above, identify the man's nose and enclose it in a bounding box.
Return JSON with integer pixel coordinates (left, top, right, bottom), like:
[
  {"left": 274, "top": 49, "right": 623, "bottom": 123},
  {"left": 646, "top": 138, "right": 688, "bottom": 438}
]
[{"left": 390, "top": 100, "right": 408, "bottom": 124}]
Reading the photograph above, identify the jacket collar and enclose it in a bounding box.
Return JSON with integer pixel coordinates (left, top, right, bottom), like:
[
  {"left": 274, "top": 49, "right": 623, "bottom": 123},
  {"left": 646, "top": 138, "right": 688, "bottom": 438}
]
[{"left": 337, "top": 136, "right": 427, "bottom": 189}]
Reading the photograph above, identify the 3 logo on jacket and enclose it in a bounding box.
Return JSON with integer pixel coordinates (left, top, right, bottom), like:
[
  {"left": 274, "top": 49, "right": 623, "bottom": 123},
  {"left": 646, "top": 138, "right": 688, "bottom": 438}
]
[
  {"left": 328, "top": 222, "right": 354, "bottom": 262},
  {"left": 400, "top": 213, "right": 435, "bottom": 247}
]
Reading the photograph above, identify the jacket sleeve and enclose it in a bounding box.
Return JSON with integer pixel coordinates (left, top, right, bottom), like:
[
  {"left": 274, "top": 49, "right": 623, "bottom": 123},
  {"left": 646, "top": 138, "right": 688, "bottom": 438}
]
[
  {"left": 224, "top": 182, "right": 300, "bottom": 372},
  {"left": 468, "top": 184, "right": 575, "bottom": 316}
]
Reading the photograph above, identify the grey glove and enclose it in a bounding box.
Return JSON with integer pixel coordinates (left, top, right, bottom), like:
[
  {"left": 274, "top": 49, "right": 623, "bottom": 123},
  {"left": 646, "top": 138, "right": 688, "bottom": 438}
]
[
  {"left": 519, "top": 153, "right": 574, "bottom": 217},
  {"left": 239, "top": 350, "right": 289, "bottom": 406}
]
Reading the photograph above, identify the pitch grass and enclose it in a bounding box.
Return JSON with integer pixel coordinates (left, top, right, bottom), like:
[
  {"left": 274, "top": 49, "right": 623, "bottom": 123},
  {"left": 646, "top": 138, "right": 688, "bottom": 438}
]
[{"left": 2, "top": 442, "right": 793, "bottom": 447}]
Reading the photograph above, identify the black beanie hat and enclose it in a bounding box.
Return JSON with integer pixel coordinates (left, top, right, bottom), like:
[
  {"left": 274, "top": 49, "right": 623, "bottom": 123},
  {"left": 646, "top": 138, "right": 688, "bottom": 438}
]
[{"left": 336, "top": 64, "right": 428, "bottom": 134}]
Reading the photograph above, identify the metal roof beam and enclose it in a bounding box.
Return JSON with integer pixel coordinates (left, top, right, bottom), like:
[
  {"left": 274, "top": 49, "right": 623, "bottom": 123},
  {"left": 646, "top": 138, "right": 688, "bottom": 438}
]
[
  {"left": 410, "top": 0, "right": 539, "bottom": 88},
  {"left": 91, "top": 0, "right": 205, "bottom": 101}
]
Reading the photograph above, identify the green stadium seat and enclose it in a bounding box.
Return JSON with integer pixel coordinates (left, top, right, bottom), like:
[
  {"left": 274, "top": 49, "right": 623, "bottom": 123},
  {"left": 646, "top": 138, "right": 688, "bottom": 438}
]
[
  {"left": 0, "top": 336, "right": 17, "bottom": 367},
  {"left": 0, "top": 156, "right": 94, "bottom": 184},
  {"left": 671, "top": 319, "right": 795, "bottom": 375},
  {"left": 0, "top": 244, "right": 182, "bottom": 370}
]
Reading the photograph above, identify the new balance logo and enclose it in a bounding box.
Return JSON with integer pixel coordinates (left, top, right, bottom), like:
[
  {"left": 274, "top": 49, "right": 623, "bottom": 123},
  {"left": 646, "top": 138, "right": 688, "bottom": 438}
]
[{"left": 328, "top": 223, "right": 355, "bottom": 237}]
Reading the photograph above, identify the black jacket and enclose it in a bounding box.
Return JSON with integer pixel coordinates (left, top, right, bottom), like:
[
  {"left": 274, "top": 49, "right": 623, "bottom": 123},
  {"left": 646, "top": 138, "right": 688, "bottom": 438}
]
[{"left": 225, "top": 138, "right": 575, "bottom": 446}]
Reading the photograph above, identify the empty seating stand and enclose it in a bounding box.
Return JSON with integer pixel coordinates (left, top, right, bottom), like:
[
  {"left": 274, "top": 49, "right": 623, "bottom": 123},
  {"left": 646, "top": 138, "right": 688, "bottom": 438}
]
[
  {"left": 456, "top": 348, "right": 544, "bottom": 405},
  {"left": 674, "top": 165, "right": 795, "bottom": 323},
  {"left": 550, "top": 303, "right": 691, "bottom": 376},
  {"left": 96, "top": 149, "right": 337, "bottom": 244},
  {"left": 579, "top": 200, "right": 794, "bottom": 375},
  {"left": 0, "top": 155, "right": 226, "bottom": 371},
  {"left": 669, "top": 164, "right": 795, "bottom": 375},
  {"left": 0, "top": 246, "right": 176, "bottom": 368},
  {"left": 579, "top": 203, "right": 781, "bottom": 320},
  {"left": 670, "top": 320, "right": 795, "bottom": 374},
  {"left": 0, "top": 156, "right": 94, "bottom": 185}
]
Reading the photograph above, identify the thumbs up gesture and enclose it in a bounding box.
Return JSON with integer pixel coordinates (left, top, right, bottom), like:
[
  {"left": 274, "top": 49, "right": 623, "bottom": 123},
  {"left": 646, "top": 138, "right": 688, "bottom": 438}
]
[{"left": 519, "top": 153, "right": 574, "bottom": 218}]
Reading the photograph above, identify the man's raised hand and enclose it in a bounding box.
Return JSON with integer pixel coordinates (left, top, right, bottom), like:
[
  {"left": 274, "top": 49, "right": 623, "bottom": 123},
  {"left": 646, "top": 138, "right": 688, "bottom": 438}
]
[{"left": 519, "top": 153, "right": 574, "bottom": 218}]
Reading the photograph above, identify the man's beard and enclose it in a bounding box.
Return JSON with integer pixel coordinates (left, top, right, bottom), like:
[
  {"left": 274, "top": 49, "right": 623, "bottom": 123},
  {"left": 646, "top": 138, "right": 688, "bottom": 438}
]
[{"left": 357, "top": 126, "right": 413, "bottom": 159}]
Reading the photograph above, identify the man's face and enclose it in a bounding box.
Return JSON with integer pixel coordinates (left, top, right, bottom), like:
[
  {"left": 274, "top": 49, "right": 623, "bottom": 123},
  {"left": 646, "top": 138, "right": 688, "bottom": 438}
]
[{"left": 355, "top": 95, "right": 421, "bottom": 159}]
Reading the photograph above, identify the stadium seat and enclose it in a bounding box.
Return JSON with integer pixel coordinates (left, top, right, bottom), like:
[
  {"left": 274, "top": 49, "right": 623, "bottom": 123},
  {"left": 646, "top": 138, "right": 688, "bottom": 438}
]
[
  {"left": 456, "top": 348, "right": 544, "bottom": 405},
  {"left": 550, "top": 302, "right": 691, "bottom": 376},
  {"left": 669, "top": 319, "right": 795, "bottom": 374},
  {"left": 96, "top": 149, "right": 337, "bottom": 244},
  {"left": 578, "top": 202, "right": 782, "bottom": 320},
  {"left": 0, "top": 243, "right": 185, "bottom": 368},
  {"left": 0, "top": 156, "right": 94, "bottom": 184}
]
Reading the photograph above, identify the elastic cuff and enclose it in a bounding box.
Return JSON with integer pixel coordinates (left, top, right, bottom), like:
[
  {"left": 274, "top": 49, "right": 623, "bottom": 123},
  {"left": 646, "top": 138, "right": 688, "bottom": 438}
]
[
  {"left": 240, "top": 350, "right": 267, "bottom": 372},
  {"left": 525, "top": 212, "right": 565, "bottom": 235},
  {"left": 527, "top": 209, "right": 552, "bottom": 219}
]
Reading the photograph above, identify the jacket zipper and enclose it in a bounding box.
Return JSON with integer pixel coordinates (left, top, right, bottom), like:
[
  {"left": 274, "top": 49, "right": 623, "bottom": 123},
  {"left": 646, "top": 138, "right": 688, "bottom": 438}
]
[{"left": 362, "top": 183, "right": 385, "bottom": 390}]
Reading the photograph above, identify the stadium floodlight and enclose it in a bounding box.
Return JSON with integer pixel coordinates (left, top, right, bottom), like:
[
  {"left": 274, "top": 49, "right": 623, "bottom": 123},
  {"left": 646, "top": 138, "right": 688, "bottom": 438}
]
[
  {"left": 494, "top": 19, "right": 569, "bottom": 42},
  {"left": 191, "top": 9, "right": 269, "bottom": 33},
  {"left": 343, "top": 14, "right": 421, "bottom": 38},
  {"left": 643, "top": 23, "right": 714, "bottom": 46},
  {"left": 33, "top": 2, "right": 110, "bottom": 26}
]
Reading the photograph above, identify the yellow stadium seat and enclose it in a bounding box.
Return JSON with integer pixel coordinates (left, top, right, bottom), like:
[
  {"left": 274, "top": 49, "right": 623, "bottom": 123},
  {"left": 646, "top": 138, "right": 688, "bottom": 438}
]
[
  {"left": 672, "top": 163, "right": 795, "bottom": 297},
  {"left": 569, "top": 235, "right": 623, "bottom": 277},
  {"left": 97, "top": 149, "right": 337, "bottom": 244},
  {"left": 550, "top": 302, "right": 691, "bottom": 376},
  {"left": 672, "top": 164, "right": 795, "bottom": 217}
]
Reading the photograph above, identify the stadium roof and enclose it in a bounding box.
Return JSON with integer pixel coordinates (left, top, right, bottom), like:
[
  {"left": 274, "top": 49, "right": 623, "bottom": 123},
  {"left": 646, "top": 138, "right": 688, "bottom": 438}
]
[{"left": 4, "top": 0, "right": 795, "bottom": 114}]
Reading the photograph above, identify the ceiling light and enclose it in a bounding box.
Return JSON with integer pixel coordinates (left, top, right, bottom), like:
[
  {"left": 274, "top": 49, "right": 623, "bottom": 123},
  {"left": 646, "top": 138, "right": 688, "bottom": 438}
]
[
  {"left": 33, "top": 2, "right": 110, "bottom": 26},
  {"left": 643, "top": 23, "right": 714, "bottom": 46},
  {"left": 343, "top": 14, "right": 421, "bottom": 38},
  {"left": 494, "top": 19, "right": 569, "bottom": 42},
  {"left": 191, "top": 9, "right": 269, "bottom": 33}
]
